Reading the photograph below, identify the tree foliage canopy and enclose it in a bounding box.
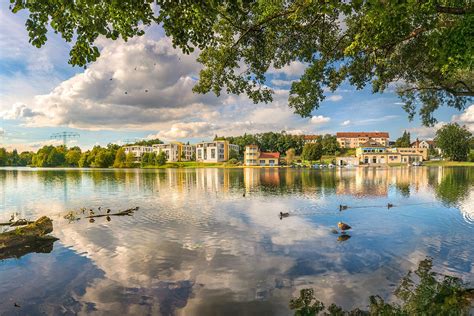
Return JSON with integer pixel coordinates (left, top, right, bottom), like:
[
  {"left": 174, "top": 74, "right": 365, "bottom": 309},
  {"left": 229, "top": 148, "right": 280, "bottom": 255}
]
[
  {"left": 9, "top": 0, "right": 473, "bottom": 125},
  {"left": 435, "top": 123, "right": 472, "bottom": 161},
  {"left": 301, "top": 142, "right": 323, "bottom": 162},
  {"left": 395, "top": 130, "right": 411, "bottom": 148}
]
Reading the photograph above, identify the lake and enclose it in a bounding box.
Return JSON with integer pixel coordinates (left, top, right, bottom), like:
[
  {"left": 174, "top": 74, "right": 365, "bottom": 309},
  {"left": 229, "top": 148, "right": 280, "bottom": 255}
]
[{"left": 0, "top": 167, "right": 473, "bottom": 315}]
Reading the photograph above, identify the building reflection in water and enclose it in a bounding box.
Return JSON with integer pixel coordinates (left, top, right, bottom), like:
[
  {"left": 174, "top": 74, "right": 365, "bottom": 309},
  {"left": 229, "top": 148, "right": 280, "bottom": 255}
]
[{"left": 0, "top": 166, "right": 472, "bottom": 314}]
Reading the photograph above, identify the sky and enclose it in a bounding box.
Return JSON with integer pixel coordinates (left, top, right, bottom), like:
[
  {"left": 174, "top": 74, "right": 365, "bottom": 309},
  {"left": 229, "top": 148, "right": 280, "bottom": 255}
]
[{"left": 0, "top": 3, "right": 473, "bottom": 152}]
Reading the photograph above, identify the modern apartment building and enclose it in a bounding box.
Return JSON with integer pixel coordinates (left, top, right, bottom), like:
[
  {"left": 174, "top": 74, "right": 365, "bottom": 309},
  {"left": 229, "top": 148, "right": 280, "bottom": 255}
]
[
  {"left": 152, "top": 142, "right": 195, "bottom": 162},
  {"left": 123, "top": 145, "right": 154, "bottom": 162},
  {"left": 244, "top": 145, "right": 280, "bottom": 166},
  {"left": 196, "top": 140, "right": 239, "bottom": 163},
  {"left": 337, "top": 132, "right": 389, "bottom": 148}
]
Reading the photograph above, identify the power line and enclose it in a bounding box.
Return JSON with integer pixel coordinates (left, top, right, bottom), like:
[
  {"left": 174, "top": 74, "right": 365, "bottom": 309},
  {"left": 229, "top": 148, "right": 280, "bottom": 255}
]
[{"left": 50, "top": 132, "right": 80, "bottom": 147}]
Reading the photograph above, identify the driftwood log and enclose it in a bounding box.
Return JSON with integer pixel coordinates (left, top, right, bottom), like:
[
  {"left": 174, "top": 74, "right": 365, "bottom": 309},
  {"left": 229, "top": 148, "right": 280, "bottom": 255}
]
[
  {"left": 85, "top": 207, "right": 138, "bottom": 218},
  {"left": 0, "top": 216, "right": 58, "bottom": 259}
]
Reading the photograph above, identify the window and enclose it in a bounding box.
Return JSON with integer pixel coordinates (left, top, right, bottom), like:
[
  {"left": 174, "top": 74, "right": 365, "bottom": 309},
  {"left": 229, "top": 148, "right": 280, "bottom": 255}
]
[{"left": 211, "top": 149, "right": 216, "bottom": 159}]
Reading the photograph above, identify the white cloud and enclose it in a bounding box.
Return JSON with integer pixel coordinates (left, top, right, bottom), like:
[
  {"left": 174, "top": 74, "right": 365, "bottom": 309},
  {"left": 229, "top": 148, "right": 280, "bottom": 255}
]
[
  {"left": 270, "top": 79, "right": 295, "bottom": 87},
  {"left": 268, "top": 61, "right": 306, "bottom": 77},
  {"left": 2, "top": 103, "right": 41, "bottom": 120},
  {"left": 407, "top": 122, "right": 446, "bottom": 139},
  {"left": 452, "top": 104, "right": 474, "bottom": 132},
  {"left": 150, "top": 122, "right": 219, "bottom": 140},
  {"left": 341, "top": 120, "right": 351, "bottom": 126},
  {"left": 310, "top": 115, "right": 331, "bottom": 125},
  {"left": 326, "top": 95, "right": 343, "bottom": 102},
  {"left": 355, "top": 115, "right": 399, "bottom": 125},
  {"left": 7, "top": 36, "right": 220, "bottom": 129}
]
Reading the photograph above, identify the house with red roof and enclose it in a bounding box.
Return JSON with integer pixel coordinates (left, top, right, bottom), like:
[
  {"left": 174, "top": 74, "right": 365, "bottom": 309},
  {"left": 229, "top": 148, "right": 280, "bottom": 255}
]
[{"left": 244, "top": 145, "right": 280, "bottom": 166}]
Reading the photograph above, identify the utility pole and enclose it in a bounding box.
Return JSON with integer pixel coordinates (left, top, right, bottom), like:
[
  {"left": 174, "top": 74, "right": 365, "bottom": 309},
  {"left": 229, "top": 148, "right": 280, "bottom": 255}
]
[{"left": 50, "top": 132, "right": 80, "bottom": 147}]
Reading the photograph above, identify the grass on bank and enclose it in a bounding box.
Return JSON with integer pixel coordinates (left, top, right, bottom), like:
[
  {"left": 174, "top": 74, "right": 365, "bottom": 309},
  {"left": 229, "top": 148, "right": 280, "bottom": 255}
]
[{"left": 423, "top": 160, "right": 474, "bottom": 167}]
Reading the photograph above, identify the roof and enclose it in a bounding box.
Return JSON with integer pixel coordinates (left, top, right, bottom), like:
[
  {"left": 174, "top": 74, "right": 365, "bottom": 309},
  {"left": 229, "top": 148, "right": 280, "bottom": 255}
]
[
  {"left": 410, "top": 139, "right": 436, "bottom": 146},
  {"left": 303, "top": 135, "right": 320, "bottom": 140},
  {"left": 337, "top": 132, "right": 389, "bottom": 138},
  {"left": 359, "top": 140, "right": 385, "bottom": 148},
  {"left": 259, "top": 152, "right": 280, "bottom": 159}
]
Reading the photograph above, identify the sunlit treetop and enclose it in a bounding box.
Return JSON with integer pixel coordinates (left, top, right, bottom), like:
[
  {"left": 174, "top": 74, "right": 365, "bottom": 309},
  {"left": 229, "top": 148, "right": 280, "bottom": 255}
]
[{"left": 9, "top": 0, "right": 473, "bottom": 126}]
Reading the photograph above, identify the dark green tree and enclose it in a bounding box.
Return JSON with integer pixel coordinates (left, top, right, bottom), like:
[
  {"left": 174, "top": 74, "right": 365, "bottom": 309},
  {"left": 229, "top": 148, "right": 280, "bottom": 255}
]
[
  {"left": 301, "top": 143, "right": 323, "bottom": 163},
  {"left": 0, "top": 148, "right": 8, "bottom": 166},
  {"left": 395, "top": 131, "right": 411, "bottom": 148},
  {"left": 46, "top": 147, "right": 65, "bottom": 166},
  {"left": 321, "top": 135, "right": 339, "bottom": 155},
  {"left": 92, "top": 148, "right": 114, "bottom": 168},
  {"left": 113, "top": 148, "right": 127, "bottom": 168},
  {"left": 435, "top": 123, "right": 472, "bottom": 161},
  {"left": 156, "top": 151, "right": 167, "bottom": 166},
  {"left": 18, "top": 151, "right": 33, "bottom": 166},
  {"left": 78, "top": 151, "right": 90, "bottom": 167},
  {"left": 65, "top": 148, "right": 81, "bottom": 166},
  {"left": 125, "top": 152, "right": 136, "bottom": 168}
]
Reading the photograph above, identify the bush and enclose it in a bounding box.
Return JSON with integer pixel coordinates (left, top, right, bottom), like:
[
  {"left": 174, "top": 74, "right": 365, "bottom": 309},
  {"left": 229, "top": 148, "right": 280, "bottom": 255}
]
[
  {"left": 468, "top": 151, "right": 474, "bottom": 162},
  {"left": 227, "top": 158, "right": 238, "bottom": 164}
]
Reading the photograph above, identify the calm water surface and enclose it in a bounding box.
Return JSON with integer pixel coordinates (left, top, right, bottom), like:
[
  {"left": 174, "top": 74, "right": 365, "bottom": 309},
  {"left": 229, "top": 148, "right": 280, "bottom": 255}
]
[{"left": 0, "top": 167, "right": 473, "bottom": 315}]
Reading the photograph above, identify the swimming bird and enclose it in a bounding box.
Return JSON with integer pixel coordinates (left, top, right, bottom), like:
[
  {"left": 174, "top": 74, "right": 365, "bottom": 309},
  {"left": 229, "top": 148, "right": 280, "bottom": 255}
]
[
  {"left": 145, "top": 89, "right": 148, "bottom": 93},
  {"left": 89, "top": 209, "right": 95, "bottom": 216},
  {"left": 106, "top": 208, "right": 111, "bottom": 214},
  {"left": 339, "top": 204, "right": 348, "bottom": 211},
  {"left": 98, "top": 206, "right": 101, "bottom": 211},
  {"left": 387, "top": 203, "right": 394, "bottom": 209},
  {"left": 81, "top": 207, "right": 86, "bottom": 214},
  {"left": 279, "top": 212, "right": 290, "bottom": 220},
  {"left": 243, "top": 192, "right": 246, "bottom": 197},
  {"left": 338, "top": 221, "right": 351, "bottom": 232},
  {"left": 109, "top": 78, "right": 113, "bottom": 81},
  {"left": 9, "top": 214, "right": 14, "bottom": 222},
  {"left": 14, "top": 303, "right": 20, "bottom": 308},
  {"left": 124, "top": 91, "right": 128, "bottom": 94}
]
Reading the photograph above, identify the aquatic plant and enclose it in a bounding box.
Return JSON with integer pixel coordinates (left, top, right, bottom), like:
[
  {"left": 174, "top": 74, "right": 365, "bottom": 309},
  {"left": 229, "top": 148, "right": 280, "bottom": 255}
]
[{"left": 290, "top": 258, "right": 473, "bottom": 315}]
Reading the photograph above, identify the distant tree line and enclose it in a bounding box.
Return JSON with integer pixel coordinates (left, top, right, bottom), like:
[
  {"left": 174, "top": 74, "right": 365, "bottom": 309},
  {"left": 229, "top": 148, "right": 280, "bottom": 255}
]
[
  {"left": 214, "top": 132, "right": 340, "bottom": 158},
  {"left": 0, "top": 138, "right": 168, "bottom": 168}
]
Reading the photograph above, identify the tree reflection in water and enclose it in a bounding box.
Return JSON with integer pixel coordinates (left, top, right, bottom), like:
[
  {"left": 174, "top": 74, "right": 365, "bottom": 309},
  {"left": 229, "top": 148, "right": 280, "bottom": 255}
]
[{"left": 290, "top": 258, "right": 473, "bottom": 315}]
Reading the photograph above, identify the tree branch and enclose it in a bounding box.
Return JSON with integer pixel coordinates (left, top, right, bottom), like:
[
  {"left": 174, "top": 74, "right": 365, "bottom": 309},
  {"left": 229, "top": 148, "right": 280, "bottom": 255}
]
[{"left": 436, "top": 5, "right": 472, "bottom": 15}]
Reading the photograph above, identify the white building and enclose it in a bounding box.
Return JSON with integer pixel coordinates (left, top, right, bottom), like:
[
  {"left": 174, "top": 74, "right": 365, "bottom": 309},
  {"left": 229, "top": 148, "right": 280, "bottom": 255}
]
[
  {"left": 196, "top": 140, "right": 239, "bottom": 163},
  {"left": 153, "top": 142, "right": 196, "bottom": 162},
  {"left": 123, "top": 146, "right": 153, "bottom": 162}
]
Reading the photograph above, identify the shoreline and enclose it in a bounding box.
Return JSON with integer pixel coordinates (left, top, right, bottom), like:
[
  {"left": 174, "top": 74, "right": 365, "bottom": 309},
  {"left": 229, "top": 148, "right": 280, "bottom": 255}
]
[{"left": 1, "top": 162, "right": 472, "bottom": 170}]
